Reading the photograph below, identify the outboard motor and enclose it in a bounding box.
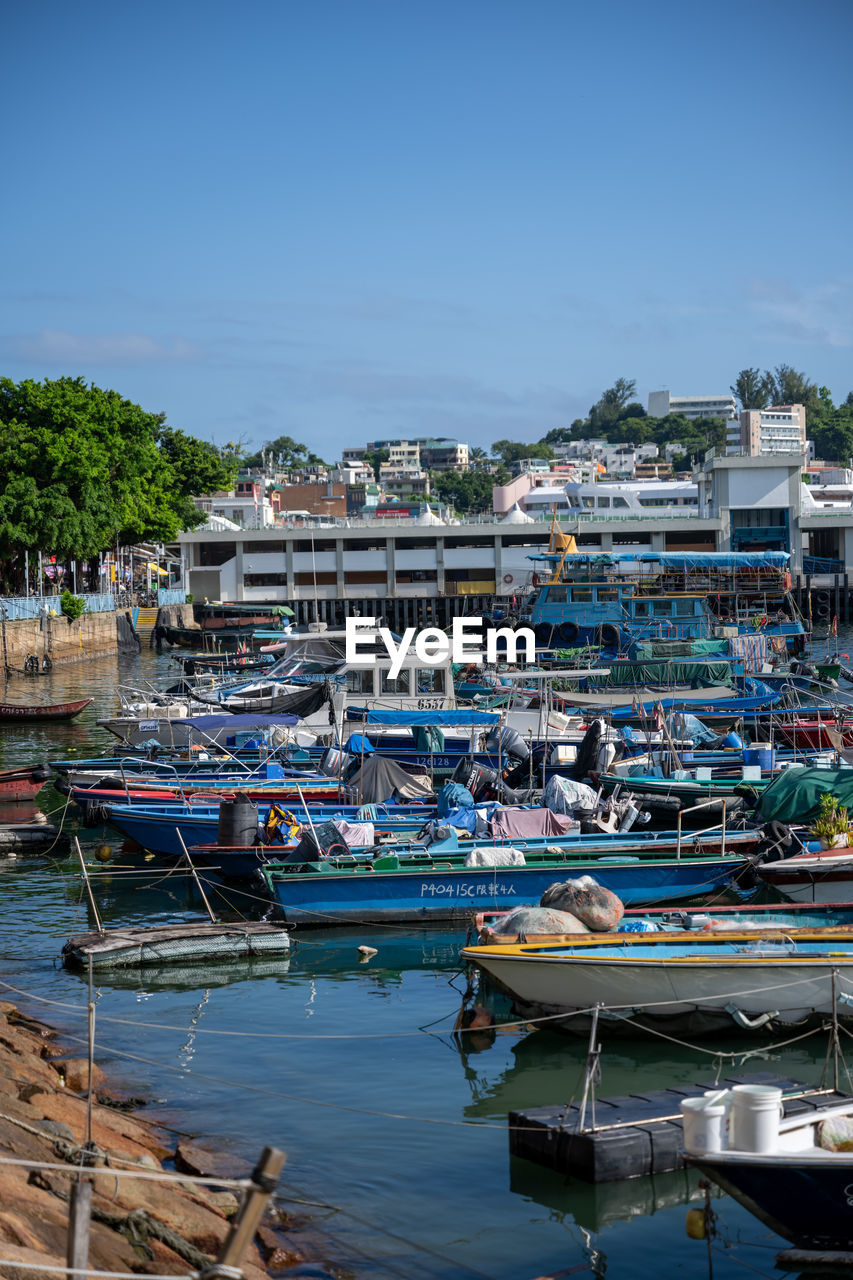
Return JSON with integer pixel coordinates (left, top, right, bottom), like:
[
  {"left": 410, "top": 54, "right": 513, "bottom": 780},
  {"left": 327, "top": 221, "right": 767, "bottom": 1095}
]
[
  {"left": 283, "top": 820, "right": 350, "bottom": 865},
  {"left": 503, "top": 744, "right": 548, "bottom": 789},
  {"left": 484, "top": 726, "right": 530, "bottom": 763}
]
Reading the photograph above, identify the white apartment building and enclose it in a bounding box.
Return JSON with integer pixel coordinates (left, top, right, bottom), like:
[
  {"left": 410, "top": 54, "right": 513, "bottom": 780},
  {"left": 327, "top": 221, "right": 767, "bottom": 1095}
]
[
  {"left": 648, "top": 390, "right": 737, "bottom": 420},
  {"left": 725, "top": 404, "right": 806, "bottom": 457}
]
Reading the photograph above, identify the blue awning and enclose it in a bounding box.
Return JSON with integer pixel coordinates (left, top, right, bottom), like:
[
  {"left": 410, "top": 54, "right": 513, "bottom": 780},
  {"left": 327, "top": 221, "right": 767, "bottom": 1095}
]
[{"left": 345, "top": 709, "right": 501, "bottom": 726}]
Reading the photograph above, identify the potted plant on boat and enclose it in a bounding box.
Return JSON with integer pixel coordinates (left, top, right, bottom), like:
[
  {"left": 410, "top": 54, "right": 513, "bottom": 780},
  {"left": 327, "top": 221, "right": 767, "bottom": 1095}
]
[{"left": 810, "top": 793, "right": 853, "bottom": 850}]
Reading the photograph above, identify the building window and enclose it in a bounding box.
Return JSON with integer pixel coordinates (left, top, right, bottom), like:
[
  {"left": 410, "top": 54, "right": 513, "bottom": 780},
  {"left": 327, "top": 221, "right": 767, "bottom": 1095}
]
[
  {"left": 199, "top": 542, "right": 236, "bottom": 566},
  {"left": 243, "top": 572, "right": 288, "bottom": 587}
]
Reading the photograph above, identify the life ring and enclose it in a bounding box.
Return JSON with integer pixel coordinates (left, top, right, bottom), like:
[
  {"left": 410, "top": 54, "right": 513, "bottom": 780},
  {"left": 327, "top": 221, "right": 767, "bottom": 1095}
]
[{"left": 503, "top": 574, "right": 514, "bottom": 585}]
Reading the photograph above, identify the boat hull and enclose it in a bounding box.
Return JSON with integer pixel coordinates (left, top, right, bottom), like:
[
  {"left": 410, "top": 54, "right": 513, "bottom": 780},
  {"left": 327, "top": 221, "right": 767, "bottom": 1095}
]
[
  {"left": 0, "top": 697, "right": 92, "bottom": 722},
  {"left": 758, "top": 850, "right": 853, "bottom": 904},
  {"left": 689, "top": 1152, "right": 853, "bottom": 1247},
  {"left": 463, "top": 942, "right": 853, "bottom": 1033},
  {"left": 264, "top": 854, "right": 749, "bottom": 926}
]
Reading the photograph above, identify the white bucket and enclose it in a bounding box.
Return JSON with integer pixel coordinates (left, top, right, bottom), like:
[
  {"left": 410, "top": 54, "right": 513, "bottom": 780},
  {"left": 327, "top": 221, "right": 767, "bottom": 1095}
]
[
  {"left": 680, "top": 1096, "right": 728, "bottom": 1154},
  {"left": 729, "top": 1085, "right": 783, "bottom": 1153}
]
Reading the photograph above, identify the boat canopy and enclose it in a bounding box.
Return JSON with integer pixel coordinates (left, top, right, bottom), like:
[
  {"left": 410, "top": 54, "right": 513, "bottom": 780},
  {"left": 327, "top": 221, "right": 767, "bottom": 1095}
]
[
  {"left": 756, "top": 767, "right": 853, "bottom": 825},
  {"left": 345, "top": 708, "right": 500, "bottom": 726},
  {"left": 529, "top": 551, "right": 790, "bottom": 569},
  {"left": 182, "top": 713, "right": 300, "bottom": 731}
]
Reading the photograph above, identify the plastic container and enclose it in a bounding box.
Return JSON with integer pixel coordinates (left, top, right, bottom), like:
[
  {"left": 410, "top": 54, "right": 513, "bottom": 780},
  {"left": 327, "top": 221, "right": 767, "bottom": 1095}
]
[
  {"left": 680, "top": 1096, "right": 728, "bottom": 1154},
  {"left": 743, "top": 744, "right": 775, "bottom": 771},
  {"left": 217, "top": 794, "right": 259, "bottom": 847},
  {"left": 729, "top": 1084, "right": 783, "bottom": 1153}
]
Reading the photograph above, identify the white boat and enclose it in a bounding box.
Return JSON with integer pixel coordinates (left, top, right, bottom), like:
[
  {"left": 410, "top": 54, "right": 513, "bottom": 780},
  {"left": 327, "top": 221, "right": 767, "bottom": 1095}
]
[
  {"left": 461, "top": 929, "right": 853, "bottom": 1034},
  {"left": 757, "top": 846, "right": 853, "bottom": 903}
]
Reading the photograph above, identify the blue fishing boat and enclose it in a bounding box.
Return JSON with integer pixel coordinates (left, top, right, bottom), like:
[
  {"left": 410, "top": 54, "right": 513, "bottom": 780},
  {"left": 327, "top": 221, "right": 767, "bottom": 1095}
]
[
  {"left": 525, "top": 551, "right": 806, "bottom": 652},
  {"left": 260, "top": 832, "right": 759, "bottom": 925}
]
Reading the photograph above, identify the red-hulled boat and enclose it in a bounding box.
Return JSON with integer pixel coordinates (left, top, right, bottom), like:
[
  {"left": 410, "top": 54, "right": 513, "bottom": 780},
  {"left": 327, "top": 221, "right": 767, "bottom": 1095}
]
[
  {"left": 776, "top": 718, "right": 853, "bottom": 750},
  {"left": 0, "top": 698, "right": 93, "bottom": 723},
  {"left": 0, "top": 764, "right": 51, "bottom": 800}
]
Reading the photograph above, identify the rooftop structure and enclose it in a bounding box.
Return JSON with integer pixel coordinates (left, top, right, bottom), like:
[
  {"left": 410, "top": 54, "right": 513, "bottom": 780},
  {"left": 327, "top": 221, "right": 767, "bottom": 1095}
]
[{"left": 648, "top": 390, "right": 737, "bottom": 420}]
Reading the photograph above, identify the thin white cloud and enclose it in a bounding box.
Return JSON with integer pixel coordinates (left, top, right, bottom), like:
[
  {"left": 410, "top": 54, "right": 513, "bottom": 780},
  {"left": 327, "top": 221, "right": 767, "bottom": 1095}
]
[
  {"left": 0, "top": 328, "right": 205, "bottom": 365},
  {"left": 746, "top": 277, "right": 853, "bottom": 349}
]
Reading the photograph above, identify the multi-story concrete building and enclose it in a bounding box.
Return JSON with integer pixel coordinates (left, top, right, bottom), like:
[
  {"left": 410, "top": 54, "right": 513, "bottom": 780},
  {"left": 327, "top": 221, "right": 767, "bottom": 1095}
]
[
  {"left": 648, "top": 390, "right": 737, "bottom": 420},
  {"left": 359, "top": 437, "right": 470, "bottom": 472},
  {"left": 725, "top": 404, "right": 806, "bottom": 457}
]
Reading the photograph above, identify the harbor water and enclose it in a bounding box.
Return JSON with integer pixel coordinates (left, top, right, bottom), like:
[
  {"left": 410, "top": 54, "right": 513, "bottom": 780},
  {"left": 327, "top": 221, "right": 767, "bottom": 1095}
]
[{"left": 0, "top": 645, "right": 843, "bottom": 1278}]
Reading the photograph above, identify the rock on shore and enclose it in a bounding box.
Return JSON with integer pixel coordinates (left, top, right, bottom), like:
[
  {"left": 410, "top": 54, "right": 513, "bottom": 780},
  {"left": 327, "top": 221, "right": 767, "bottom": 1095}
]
[{"left": 0, "top": 999, "right": 314, "bottom": 1279}]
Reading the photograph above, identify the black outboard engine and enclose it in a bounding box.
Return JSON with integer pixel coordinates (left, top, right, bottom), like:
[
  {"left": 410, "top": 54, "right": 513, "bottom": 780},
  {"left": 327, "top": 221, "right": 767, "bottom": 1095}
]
[
  {"left": 484, "top": 726, "right": 530, "bottom": 763},
  {"left": 452, "top": 759, "right": 499, "bottom": 800},
  {"left": 503, "top": 744, "right": 548, "bottom": 789},
  {"left": 283, "top": 819, "right": 351, "bottom": 865}
]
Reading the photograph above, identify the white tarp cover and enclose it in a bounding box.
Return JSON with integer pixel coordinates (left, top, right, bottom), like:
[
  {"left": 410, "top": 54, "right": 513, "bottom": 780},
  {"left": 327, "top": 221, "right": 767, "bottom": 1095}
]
[{"left": 542, "top": 776, "right": 598, "bottom": 815}]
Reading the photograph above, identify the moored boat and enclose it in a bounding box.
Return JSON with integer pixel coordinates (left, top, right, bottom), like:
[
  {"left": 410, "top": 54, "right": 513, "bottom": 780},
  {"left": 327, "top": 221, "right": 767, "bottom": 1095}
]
[
  {"left": 261, "top": 834, "right": 759, "bottom": 925},
  {"left": 0, "top": 697, "right": 93, "bottom": 722},
  {"left": 461, "top": 927, "right": 853, "bottom": 1034},
  {"left": 687, "top": 1098, "right": 853, "bottom": 1248},
  {"left": 0, "top": 763, "right": 51, "bottom": 800}
]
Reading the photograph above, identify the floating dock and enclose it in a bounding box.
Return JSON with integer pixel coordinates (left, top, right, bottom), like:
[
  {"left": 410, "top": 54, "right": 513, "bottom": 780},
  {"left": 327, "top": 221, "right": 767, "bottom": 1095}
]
[
  {"left": 0, "top": 823, "right": 69, "bottom": 854},
  {"left": 62, "top": 920, "right": 291, "bottom": 969},
  {"left": 508, "top": 1072, "right": 853, "bottom": 1183}
]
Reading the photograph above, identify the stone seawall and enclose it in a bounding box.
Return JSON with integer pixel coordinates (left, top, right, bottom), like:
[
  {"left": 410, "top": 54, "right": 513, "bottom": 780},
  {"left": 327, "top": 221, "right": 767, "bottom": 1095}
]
[
  {"left": 0, "top": 999, "right": 332, "bottom": 1278},
  {"left": 0, "top": 611, "right": 139, "bottom": 670}
]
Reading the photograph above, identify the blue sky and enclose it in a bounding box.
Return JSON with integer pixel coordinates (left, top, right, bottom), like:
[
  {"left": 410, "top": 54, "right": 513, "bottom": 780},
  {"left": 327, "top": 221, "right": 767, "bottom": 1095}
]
[{"left": 2, "top": 0, "right": 851, "bottom": 460}]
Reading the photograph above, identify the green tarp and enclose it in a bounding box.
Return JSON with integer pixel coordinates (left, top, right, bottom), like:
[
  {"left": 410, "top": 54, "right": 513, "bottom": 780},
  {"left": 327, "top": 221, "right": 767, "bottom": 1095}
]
[
  {"left": 630, "top": 639, "right": 729, "bottom": 660},
  {"left": 756, "top": 768, "right": 853, "bottom": 825},
  {"left": 596, "top": 660, "right": 733, "bottom": 687}
]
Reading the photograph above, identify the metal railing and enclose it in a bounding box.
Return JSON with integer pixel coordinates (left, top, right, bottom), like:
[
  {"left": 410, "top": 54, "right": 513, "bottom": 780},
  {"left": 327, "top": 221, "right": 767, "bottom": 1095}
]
[
  {"left": 157, "top": 587, "right": 187, "bottom": 606},
  {"left": 0, "top": 592, "right": 115, "bottom": 619}
]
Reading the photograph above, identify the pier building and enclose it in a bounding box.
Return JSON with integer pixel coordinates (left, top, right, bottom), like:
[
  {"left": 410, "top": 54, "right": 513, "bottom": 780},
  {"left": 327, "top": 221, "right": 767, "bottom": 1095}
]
[{"left": 176, "top": 452, "right": 853, "bottom": 629}]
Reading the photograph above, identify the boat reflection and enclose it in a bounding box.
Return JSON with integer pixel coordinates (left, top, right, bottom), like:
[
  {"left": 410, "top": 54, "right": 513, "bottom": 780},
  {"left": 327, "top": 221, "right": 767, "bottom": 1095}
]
[{"left": 509, "top": 1156, "right": 710, "bottom": 1234}]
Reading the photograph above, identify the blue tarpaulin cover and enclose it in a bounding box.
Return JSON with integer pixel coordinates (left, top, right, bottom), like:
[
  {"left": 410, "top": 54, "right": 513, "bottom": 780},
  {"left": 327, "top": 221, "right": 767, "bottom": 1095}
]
[
  {"left": 346, "top": 709, "right": 500, "bottom": 726},
  {"left": 530, "top": 551, "right": 790, "bottom": 569},
  {"left": 183, "top": 713, "right": 300, "bottom": 730}
]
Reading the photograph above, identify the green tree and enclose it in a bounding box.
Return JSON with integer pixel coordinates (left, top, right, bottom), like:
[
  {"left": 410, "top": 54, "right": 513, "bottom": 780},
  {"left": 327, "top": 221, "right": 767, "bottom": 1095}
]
[
  {"left": 0, "top": 376, "right": 236, "bottom": 589},
  {"left": 243, "top": 434, "right": 325, "bottom": 470},
  {"left": 766, "top": 364, "right": 820, "bottom": 417},
  {"left": 432, "top": 468, "right": 505, "bottom": 515},
  {"left": 541, "top": 425, "right": 575, "bottom": 445},
  {"left": 588, "top": 377, "right": 638, "bottom": 431},
  {"left": 731, "top": 368, "right": 773, "bottom": 410},
  {"left": 468, "top": 446, "right": 490, "bottom": 470},
  {"left": 491, "top": 440, "right": 555, "bottom": 467}
]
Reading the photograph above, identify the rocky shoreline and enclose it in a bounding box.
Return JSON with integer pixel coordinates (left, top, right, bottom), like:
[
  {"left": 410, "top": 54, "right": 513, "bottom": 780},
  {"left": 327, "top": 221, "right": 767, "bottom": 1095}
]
[{"left": 0, "top": 998, "right": 337, "bottom": 1279}]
